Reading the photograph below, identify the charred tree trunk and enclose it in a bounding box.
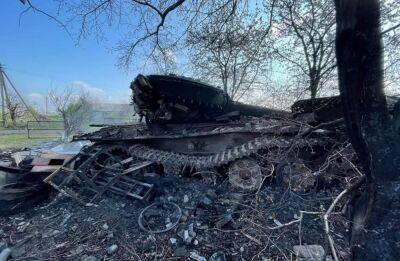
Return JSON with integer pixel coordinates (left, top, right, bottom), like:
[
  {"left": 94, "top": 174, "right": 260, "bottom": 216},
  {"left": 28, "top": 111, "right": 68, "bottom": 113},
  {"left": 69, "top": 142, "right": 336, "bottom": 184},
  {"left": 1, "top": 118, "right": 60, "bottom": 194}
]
[
  {"left": 335, "top": 0, "right": 400, "bottom": 260},
  {"left": 309, "top": 68, "right": 319, "bottom": 99}
]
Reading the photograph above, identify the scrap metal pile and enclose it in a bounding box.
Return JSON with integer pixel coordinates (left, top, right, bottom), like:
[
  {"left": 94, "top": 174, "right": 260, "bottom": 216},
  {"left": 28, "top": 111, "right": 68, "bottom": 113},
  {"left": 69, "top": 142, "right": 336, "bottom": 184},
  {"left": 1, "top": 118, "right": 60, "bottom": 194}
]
[
  {"left": 0, "top": 74, "right": 368, "bottom": 260},
  {"left": 2, "top": 74, "right": 378, "bottom": 215},
  {"left": 40, "top": 74, "right": 350, "bottom": 204}
]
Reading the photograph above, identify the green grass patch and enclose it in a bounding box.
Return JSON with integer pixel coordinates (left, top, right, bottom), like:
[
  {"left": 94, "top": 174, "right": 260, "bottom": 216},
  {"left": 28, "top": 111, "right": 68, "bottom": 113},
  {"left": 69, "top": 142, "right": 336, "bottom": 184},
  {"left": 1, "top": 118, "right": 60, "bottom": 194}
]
[
  {"left": 26, "top": 120, "right": 64, "bottom": 130},
  {"left": 0, "top": 133, "right": 58, "bottom": 150},
  {"left": 0, "top": 113, "right": 63, "bottom": 130}
]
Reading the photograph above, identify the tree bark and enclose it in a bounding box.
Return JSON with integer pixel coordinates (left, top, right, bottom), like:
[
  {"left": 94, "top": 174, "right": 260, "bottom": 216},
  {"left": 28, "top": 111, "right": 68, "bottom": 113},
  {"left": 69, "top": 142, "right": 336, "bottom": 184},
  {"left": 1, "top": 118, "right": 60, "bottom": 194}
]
[
  {"left": 309, "top": 68, "right": 319, "bottom": 99},
  {"left": 335, "top": 0, "right": 400, "bottom": 260}
]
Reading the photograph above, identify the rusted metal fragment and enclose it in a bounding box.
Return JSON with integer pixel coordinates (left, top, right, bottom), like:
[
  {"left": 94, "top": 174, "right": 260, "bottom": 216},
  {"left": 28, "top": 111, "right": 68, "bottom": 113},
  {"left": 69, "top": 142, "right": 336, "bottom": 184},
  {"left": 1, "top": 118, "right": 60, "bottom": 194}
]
[
  {"left": 292, "top": 95, "right": 400, "bottom": 124},
  {"left": 228, "top": 159, "right": 262, "bottom": 191},
  {"left": 277, "top": 161, "right": 315, "bottom": 192},
  {"left": 0, "top": 182, "right": 51, "bottom": 216},
  {"left": 45, "top": 145, "right": 155, "bottom": 203}
]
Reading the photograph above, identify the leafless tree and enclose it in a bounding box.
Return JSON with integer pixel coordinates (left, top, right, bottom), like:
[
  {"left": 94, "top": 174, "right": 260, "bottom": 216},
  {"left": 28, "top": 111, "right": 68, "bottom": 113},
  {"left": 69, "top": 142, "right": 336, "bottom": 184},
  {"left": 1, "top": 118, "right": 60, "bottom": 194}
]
[
  {"left": 20, "top": 1, "right": 399, "bottom": 102},
  {"left": 48, "top": 88, "right": 90, "bottom": 138},
  {"left": 186, "top": 1, "right": 274, "bottom": 100},
  {"left": 34, "top": 0, "right": 249, "bottom": 70},
  {"left": 271, "top": 0, "right": 336, "bottom": 99},
  {"left": 381, "top": 0, "right": 400, "bottom": 94},
  {"left": 6, "top": 94, "right": 25, "bottom": 127}
]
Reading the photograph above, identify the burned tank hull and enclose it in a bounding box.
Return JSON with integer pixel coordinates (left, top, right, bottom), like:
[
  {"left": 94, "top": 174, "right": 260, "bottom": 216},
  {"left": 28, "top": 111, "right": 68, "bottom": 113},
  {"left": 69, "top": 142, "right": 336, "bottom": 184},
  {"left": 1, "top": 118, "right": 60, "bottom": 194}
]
[
  {"left": 74, "top": 119, "right": 342, "bottom": 171},
  {"left": 73, "top": 74, "right": 345, "bottom": 171},
  {"left": 48, "top": 74, "right": 346, "bottom": 202}
]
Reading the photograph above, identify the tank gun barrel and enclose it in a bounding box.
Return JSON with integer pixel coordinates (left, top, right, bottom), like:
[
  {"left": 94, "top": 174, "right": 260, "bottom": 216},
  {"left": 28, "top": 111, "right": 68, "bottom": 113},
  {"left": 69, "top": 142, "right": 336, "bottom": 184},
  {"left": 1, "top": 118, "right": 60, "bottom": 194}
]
[{"left": 228, "top": 102, "right": 291, "bottom": 119}]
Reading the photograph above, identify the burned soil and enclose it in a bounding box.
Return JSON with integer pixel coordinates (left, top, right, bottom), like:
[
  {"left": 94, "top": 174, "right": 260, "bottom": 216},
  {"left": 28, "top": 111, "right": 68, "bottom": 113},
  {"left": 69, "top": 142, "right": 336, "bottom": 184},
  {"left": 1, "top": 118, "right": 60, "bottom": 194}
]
[{"left": 0, "top": 158, "right": 357, "bottom": 260}]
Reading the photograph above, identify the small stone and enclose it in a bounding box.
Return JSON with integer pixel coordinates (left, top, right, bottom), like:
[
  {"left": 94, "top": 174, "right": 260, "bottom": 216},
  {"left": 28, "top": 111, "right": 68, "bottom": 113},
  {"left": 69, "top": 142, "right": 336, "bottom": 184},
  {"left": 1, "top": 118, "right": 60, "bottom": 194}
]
[
  {"left": 201, "top": 197, "right": 213, "bottom": 206},
  {"left": 120, "top": 203, "right": 126, "bottom": 208},
  {"left": 11, "top": 245, "right": 26, "bottom": 258},
  {"left": 210, "top": 251, "right": 227, "bottom": 261},
  {"left": 325, "top": 256, "right": 334, "bottom": 261},
  {"left": 190, "top": 252, "right": 206, "bottom": 261},
  {"left": 293, "top": 245, "right": 325, "bottom": 261},
  {"left": 184, "top": 230, "right": 191, "bottom": 243},
  {"left": 102, "top": 223, "right": 109, "bottom": 230},
  {"left": 189, "top": 230, "right": 196, "bottom": 238},
  {"left": 239, "top": 247, "right": 244, "bottom": 252},
  {"left": 181, "top": 215, "right": 188, "bottom": 222},
  {"left": 183, "top": 195, "right": 189, "bottom": 203},
  {"left": 206, "top": 189, "right": 217, "bottom": 199},
  {"left": 193, "top": 239, "right": 199, "bottom": 245},
  {"left": 166, "top": 223, "right": 174, "bottom": 229},
  {"left": 170, "top": 238, "right": 177, "bottom": 244},
  {"left": 215, "top": 214, "right": 233, "bottom": 229},
  {"left": 106, "top": 232, "right": 114, "bottom": 239},
  {"left": 71, "top": 245, "right": 84, "bottom": 255},
  {"left": 106, "top": 244, "right": 118, "bottom": 255},
  {"left": 52, "top": 229, "right": 60, "bottom": 236},
  {"left": 81, "top": 255, "right": 97, "bottom": 261},
  {"left": 188, "top": 223, "right": 196, "bottom": 237},
  {"left": 174, "top": 247, "right": 188, "bottom": 257}
]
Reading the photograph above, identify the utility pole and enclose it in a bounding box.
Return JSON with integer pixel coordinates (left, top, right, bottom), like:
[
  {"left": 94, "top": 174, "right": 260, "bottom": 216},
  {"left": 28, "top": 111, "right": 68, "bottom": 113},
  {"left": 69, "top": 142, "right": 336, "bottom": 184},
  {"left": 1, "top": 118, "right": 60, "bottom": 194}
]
[
  {"left": 0, "top": 64, "right": 6, "bottom": 127},
  {"left": 45, "top": 95, "right": 48, "bottom": 115},
  {"left": 2, "top": 67, "right": 39, "bottom": 122}
]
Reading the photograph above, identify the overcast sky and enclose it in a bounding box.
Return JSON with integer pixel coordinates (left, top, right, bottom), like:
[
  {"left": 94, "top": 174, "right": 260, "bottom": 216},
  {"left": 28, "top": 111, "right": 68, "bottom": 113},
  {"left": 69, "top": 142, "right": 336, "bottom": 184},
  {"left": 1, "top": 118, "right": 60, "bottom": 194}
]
[{"left": 0, "top": 1, "right": 140, "bottom": 112}]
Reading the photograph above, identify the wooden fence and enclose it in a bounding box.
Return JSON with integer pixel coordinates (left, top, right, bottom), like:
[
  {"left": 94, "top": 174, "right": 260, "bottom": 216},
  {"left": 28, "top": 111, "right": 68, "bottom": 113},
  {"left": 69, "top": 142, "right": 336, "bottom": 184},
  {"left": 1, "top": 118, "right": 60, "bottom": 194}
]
[{"left": 26, "top": 121, "right": 64, "bottom": 139}]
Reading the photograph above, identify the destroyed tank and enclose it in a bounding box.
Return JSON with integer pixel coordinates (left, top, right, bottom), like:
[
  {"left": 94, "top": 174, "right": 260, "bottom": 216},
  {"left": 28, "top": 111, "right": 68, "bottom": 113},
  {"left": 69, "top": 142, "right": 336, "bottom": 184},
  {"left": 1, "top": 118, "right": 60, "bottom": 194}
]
[
  {"left": 73, "top": 75, "right": 342, "bottom": 173},
  {"left": 0, "top": 75, "right": 348, "bottom": 214}
]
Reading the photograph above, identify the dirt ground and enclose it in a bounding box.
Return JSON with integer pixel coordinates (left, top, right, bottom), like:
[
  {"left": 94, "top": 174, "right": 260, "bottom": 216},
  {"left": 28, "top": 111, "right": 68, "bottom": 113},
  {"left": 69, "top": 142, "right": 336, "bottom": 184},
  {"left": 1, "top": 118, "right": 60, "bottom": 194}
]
[{"left": 0, "top": 171, "right": 353, "bottom": 261}]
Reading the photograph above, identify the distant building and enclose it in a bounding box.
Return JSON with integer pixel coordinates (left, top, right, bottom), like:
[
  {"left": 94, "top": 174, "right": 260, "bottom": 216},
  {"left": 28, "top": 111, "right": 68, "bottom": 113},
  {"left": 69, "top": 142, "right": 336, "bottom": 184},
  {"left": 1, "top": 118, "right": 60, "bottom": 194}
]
[{"left": 89, "top": 103, "right": 138, "bottom": 124}]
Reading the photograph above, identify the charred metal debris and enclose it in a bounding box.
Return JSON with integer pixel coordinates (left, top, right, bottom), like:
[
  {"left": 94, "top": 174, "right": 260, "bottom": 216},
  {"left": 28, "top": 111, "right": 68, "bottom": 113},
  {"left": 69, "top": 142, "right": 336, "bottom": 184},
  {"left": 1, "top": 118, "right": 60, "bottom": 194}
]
[
  {"left": 1, "top": 74, "right": 377, "bottom": 260},
  {"left": 42, "top": 74, "right": 351, "bottom": 203},
  {"left": 2, "top": 74, "right": 368, "bottom": 212}
]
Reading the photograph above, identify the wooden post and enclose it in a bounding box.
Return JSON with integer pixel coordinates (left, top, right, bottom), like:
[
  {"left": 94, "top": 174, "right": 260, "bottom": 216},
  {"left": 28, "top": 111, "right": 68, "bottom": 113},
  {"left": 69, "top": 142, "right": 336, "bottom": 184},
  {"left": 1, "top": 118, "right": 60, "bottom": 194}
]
[{"left": 0, "top": 65, "right": 6, "bottom": 127}]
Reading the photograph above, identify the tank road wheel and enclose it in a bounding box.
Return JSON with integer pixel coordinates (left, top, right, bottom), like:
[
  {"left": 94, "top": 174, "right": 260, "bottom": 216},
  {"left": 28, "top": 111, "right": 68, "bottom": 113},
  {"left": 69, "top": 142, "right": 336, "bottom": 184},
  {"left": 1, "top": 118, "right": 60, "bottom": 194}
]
[{"left": 228, "top": 159, "right": 263, "bottom": 191}]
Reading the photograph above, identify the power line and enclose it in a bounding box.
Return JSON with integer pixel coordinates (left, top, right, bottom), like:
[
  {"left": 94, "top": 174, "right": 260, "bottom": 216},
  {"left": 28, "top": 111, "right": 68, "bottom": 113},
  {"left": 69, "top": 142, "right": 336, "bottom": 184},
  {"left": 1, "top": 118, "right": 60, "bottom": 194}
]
[{"left": 0, "top": 64, "right": 39, "bottom": 126}]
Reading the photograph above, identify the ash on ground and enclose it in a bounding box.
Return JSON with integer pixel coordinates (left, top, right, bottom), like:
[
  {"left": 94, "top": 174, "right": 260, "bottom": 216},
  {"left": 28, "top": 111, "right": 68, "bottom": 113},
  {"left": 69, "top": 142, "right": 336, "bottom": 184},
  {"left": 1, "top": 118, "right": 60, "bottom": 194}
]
[{"left": 0, "top": 168, "right": 353, "bottom": 260}]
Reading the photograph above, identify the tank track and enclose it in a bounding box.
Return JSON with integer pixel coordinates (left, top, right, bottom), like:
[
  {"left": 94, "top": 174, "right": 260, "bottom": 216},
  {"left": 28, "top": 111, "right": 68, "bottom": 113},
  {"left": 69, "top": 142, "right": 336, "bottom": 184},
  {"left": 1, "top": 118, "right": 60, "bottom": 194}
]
[{"left": 129, "top": 136, "right": 330, "bottom": 170}]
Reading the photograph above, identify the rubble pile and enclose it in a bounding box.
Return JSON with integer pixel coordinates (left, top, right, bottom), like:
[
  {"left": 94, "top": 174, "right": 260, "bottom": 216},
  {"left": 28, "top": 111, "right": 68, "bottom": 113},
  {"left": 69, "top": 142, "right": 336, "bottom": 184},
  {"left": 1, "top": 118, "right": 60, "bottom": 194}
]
[
  {"left": 0, "top": 74, "right": 366, "bottom": 260},
  {"left": 0, "top": 168, "right": 355, "bottom": 260}
]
